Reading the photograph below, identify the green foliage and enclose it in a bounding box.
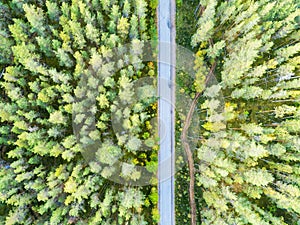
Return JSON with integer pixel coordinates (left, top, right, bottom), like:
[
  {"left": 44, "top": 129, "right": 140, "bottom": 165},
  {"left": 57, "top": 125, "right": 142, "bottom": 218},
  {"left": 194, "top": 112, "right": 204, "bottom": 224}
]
[
  {"left": 177, "top": 0, "right": 300, "bottom": 224},
  {"left": 0, "top": 0, "right": 157, "bottom": 224}
]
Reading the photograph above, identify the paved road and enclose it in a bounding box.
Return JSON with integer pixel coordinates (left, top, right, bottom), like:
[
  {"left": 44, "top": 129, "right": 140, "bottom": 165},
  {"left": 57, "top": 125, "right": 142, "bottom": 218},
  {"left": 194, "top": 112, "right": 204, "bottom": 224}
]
[{"left": 158, "top": 0, "right": 176, "bottom": 224}]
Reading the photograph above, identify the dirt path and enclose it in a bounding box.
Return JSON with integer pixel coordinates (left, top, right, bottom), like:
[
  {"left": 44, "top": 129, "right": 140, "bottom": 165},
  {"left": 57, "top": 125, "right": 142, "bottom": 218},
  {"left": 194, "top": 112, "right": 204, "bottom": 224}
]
[{"left": 181, "top": 62, "right": 216, "bottom": 225}]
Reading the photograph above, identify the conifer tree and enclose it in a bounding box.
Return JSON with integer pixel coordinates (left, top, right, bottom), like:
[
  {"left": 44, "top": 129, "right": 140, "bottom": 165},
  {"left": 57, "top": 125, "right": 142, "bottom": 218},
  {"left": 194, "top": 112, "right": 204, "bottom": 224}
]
[
  {"left": 178, "top": 0, "right": 300, "bottom": 224},
  {"left": 0, "top": 0, "right": 158, "bottom": 224}
]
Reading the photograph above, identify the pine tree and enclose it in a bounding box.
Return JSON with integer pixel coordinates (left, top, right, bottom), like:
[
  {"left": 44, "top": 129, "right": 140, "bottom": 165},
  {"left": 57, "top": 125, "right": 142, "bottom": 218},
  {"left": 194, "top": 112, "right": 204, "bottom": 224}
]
[
  {"left": 0, "top": 0, "right": 158, "bottom": 224},
  {"left": 178, "top": 0, "right": 300, "bottom": 224}
]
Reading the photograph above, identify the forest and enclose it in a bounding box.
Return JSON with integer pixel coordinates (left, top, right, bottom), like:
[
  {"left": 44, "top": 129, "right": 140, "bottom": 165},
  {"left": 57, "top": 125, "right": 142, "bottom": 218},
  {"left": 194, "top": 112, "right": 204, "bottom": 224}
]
[{"left": 0, "top": 0, "right": 299, "bottom": 224}]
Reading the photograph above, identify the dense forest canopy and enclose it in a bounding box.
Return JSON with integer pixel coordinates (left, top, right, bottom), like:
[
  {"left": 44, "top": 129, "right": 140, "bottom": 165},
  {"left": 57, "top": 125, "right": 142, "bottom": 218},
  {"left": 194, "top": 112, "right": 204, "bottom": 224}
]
[
  {"left": 176, "top": 0, "right": 300, "bottom": 224},
  {"left": 0, "top": 0, "right": 158, "bottom": 224},
  {"left": 0, "top": 0, "right": 299, "bottom": 224}
]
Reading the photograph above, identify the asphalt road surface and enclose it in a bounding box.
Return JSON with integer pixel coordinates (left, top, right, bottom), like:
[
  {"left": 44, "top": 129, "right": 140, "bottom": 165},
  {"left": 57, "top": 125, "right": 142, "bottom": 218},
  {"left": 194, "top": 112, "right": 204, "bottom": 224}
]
[{"left": 158, "top": 0, "right": 176, "bottom": 224}]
